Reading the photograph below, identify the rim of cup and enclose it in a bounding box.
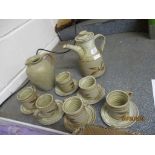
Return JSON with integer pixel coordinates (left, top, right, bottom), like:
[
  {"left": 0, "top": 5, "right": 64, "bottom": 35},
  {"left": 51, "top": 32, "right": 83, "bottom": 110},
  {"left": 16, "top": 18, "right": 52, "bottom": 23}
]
[
  {"left": 106, "top": 90, "right": 129, "bottom": 108},
  {"left": 17, "top": 87, "right": 35, "bottom": 101},
  {"left": 35, "top": 94, "right": 54, "bottom": 109},
  {"left": 62, "top": 96, "right": 84, "bottom": 115},
  {"left": 56, "top": 71, "right": 71, "bottom": 84},
  {"left": 79, "top": 76, "right": 96, "bottom": 90}
]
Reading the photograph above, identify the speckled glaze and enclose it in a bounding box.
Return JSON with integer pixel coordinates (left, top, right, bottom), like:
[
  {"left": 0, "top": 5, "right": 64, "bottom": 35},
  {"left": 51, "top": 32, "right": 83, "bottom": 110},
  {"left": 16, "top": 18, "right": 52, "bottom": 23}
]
[
  {"left": 25, "top": 51, "right": 55, "bottom": 91},
  {"left": 63, "top": 30, "right": 106, "bottom": 78}
]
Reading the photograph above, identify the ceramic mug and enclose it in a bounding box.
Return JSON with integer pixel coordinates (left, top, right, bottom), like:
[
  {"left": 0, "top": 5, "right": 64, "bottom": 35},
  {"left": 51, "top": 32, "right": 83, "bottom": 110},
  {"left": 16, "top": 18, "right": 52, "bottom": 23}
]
[
  {"left": 62, "top": 96, "right": 89, "bottom": 124},
  {"left": 79, "top": 76, "right": 99, "bottom": 99},
  {"left": 17, "top": 86, "right": 37, "bottom": 109},
  {"left": 106, "top": 90, "right": 132, "bottom": 120},
  {"left": 56, "top": 71, "right": 75, "bottom": 93},
  {"left": 34, "top": 94, "right": 57, "bottom": 117}
]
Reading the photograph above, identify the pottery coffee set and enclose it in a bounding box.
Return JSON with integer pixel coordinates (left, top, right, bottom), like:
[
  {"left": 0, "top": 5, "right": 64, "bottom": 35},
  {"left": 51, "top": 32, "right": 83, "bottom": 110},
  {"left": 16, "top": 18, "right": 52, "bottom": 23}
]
[{"left": 17, "top": 30, "right": 139, "bottom": 133}]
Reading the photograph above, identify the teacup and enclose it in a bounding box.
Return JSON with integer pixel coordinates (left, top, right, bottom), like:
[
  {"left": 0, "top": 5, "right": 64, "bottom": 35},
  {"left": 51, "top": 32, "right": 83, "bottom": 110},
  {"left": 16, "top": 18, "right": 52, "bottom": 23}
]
[
  {"left": 79, "top": 76, "right": 99, "bottom": 99},
  {"left": 35, "top": 94, "right": 57, "bottom": 116},
  {"left": 56, "top": 71, "right": 75, "bottom": 93},
  {"left": 62, "top": 96, "right": 89, "bottom": 124},
  {"left": 17, "top": 86, "right": 37, "bottom": 109},
  {"left": 106, "top": 90, "right": 132, "bottom": 120}
]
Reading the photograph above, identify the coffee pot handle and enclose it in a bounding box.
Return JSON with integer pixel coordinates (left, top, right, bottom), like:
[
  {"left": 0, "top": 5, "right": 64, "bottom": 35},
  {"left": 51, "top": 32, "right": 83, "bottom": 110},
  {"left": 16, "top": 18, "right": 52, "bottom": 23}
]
[{"left": 94, "top": 34, "right": 106, "bottom": 54}]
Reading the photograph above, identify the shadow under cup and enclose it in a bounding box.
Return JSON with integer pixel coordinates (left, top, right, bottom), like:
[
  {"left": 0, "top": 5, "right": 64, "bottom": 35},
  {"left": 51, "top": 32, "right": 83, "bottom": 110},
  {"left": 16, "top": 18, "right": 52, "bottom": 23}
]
[
  {"left": 56, "top": 72, "right": 74, "bottom": 93},
  {"left": 79, "top": 76, "right": 99, "bottom": 99},
  {"left": 106, "top": 90, "right": 130, "bottom": 120},
  {"left": 63, "top": 96, "right": 88, "bottom": 123}
]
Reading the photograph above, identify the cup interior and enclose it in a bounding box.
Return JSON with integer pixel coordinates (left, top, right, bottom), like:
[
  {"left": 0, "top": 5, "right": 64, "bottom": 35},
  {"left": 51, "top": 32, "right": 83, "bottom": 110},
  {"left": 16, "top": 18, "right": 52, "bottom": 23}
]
[
  {"left": 17, "top": 87, "right": 33, "bottom": 100},
  {"left": 63, "top": 97, "right": 82, "bottom": 114},
  {"left": 56, "top": 72, "right": 70, "bottom": 84},
  {"left": 79, "top": 76, "right": 95, "bottom": 89},
  {"left": 107, "top": 91, "right": 128, "bottom": 107},
  {"left": 36, "top": 94, "right": 53, "bottom": 108}
]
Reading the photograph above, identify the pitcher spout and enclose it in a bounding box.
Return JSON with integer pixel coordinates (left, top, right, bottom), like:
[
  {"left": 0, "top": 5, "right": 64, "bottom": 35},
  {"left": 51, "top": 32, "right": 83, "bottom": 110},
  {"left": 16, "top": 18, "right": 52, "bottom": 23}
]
[{"left": 63, "top": 44, "right": 84, "bottom": 58}]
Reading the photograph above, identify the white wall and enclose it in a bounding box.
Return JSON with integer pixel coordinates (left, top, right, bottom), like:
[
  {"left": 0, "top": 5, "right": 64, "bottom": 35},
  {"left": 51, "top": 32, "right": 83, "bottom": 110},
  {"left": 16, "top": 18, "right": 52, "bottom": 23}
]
[{"left": 0, "top": 19, "right": 59, "bottom": 105}]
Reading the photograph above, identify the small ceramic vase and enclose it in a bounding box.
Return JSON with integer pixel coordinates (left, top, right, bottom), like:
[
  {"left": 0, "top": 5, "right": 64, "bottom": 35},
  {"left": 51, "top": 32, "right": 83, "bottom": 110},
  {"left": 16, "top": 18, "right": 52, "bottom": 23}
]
[
  {"left": 77, "top": 76, "right": 105, "bottom": 104},
  {"left": 34, "top": 94, "right": 64, "bottom": 125},
  {"left": 17, "top": 86, "right": 37, "bottom": 115},
  {"left": 101, "top": 90, "right": 139, "bottom": 128},
  {"left": 55, "top": 71, "right": 78, "bottom": 96},
  {"left": 25, "top": 50, "right": 55, "bottom": 91},
  {"left": 62, "top": 96, "right": 96, "bottom": 132},
  {"left": 63, "top": 30, "right": 106, "bottom": 78}
]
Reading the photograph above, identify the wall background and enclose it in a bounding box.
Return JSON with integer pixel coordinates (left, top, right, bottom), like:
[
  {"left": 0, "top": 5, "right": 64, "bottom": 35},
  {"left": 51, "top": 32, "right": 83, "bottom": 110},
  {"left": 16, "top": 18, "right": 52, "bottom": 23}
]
[{"left": 0, "top": 19, "right": 59, "bottom": 104}]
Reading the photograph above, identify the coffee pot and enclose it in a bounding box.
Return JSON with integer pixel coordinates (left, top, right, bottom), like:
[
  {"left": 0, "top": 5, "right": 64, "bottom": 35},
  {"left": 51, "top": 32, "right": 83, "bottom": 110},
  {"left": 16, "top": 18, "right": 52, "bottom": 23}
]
[{"left": 63, "top": 30, "right": 106, "bottom": 78}]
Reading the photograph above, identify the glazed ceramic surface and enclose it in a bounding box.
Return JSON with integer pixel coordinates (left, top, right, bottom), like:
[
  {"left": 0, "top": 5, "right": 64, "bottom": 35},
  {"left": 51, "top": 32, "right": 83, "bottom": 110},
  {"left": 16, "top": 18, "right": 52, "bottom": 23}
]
[
  {"left": 77, "top": 76, "right": 105, "bottom": 104},
  {"left": 25, "top": 51, "right": 55, "bottom": 91},
  {"left": 63, "top": 30, "right": 106, "bottom": 78},
  {"left": 55, "top": 71, "right": 78, "bottom": 96},
  {"left": 101, "top": 90, "right": 139, "bottom": 128},
  {"left": 62, "top": 96, "right": 96, "bottom": 132}
]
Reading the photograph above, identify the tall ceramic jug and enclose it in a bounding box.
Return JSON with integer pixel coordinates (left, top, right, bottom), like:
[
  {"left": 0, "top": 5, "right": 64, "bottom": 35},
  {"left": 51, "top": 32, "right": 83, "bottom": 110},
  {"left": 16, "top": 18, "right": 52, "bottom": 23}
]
[
  {"left": 63, "top": 30, "right": 106, "bottom": 78},
  {"left": 25, "top": 50, "right": 55, "bottom": 91}
]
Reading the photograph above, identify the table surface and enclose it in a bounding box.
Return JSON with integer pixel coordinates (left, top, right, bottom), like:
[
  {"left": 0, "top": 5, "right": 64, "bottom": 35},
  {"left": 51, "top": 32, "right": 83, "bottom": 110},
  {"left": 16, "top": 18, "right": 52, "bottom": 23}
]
[{"left": 1, "top": 32, "right": 155, "bottom": 134}]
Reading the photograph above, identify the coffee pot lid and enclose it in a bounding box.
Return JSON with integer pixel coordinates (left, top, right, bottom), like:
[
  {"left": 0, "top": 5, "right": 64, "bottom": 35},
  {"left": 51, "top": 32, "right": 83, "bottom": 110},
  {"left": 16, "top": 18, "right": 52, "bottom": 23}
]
[{"left": 75, "top": 30, "right": 94, "bottom": 43}]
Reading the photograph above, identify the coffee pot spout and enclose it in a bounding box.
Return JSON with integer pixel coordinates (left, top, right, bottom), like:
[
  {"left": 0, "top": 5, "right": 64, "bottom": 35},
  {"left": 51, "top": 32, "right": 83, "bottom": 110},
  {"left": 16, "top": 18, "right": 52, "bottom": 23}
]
[{"left": 63, "top": 44, "right": 84, "bottom": 58}]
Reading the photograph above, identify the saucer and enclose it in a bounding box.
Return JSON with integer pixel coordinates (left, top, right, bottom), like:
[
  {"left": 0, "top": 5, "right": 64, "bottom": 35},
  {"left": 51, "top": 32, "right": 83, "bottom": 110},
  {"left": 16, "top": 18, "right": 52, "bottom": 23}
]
[
  {"left": 55, "top": 79, "right": 78, "bottom": 97},
  {"left": 77, "top": 84, "right": 105, "bottom": 105},
  {"left": 64, "top": 105, "right": 96, "bottom": 132},
  {"left": 20, "top": 105, "right": 35, "bottom": 115},
  {"left": 101, "top": 101, "right": 139, "bottom": 128},
  {"left": 38, "top": 100, "right": 64, "bottom": 125}
]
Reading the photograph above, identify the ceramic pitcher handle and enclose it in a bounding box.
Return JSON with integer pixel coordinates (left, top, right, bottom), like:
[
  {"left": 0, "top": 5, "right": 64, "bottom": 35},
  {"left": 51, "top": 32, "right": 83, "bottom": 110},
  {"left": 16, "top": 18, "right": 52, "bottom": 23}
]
[
  {"left": 94, "top": 34, "right": 106, "bottom": 53},
  {"left": 40, "top": 52, "right": 55, "bottom": 65}
]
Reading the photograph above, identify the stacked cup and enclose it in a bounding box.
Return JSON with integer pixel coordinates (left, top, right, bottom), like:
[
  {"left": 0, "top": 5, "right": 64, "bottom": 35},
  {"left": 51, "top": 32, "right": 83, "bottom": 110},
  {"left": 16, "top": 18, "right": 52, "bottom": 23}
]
[{"left": 17, "top": 86, "right": 37, "bottom": 115}]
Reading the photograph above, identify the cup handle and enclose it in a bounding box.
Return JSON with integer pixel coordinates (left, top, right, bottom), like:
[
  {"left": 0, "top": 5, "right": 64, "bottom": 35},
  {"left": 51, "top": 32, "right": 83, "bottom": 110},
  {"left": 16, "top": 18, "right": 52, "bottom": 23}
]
[
  {"left": 33, "top": 109, "right": 40, "bottom": 118},
  {"left": 94, "top": 34, "right": 106, "bottom": 54},
  {"left": 126, "top": 91, "right": 133, "bottom": 97}
]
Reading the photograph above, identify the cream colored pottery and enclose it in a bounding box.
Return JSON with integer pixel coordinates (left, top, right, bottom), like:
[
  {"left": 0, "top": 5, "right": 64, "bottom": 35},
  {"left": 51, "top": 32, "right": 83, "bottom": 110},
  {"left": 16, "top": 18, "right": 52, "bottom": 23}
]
[
  {"left": 55, "top": 71, "right": 78, "bottom": 96},
  {"left": 101, "top": 90, "right": 139, "bottom": 128},
  {"left": 25, "top": 51, "right": 55, "bottom": 91},
  {"left": 20, "top": 105, "right": 35, "bottom": 115},
  {"left": 63, "top": 30, "right": 106, "bottom": 78},
  {"left": 35, "top": 100, "right": 64, "bottom": 125},
  {"left": 77, "top": 76, "right": 105, "bottom": 104},
  {"left": 62, "top": 96, "right": 96, "bottom": 132},
  {"left": 17, "top": 86, "right": 37, "bottom": 114},
  {"left": 35, "top": 94, "right": 57, "bottom": 113}
]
